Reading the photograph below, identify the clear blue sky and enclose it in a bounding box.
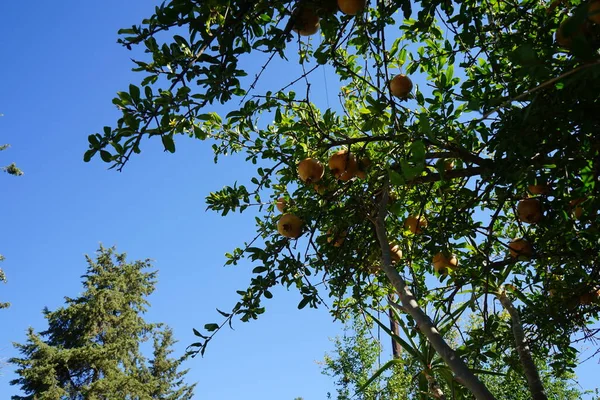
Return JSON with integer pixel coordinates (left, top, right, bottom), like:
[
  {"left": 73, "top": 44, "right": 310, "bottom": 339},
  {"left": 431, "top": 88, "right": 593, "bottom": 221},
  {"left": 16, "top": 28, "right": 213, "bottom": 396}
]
[
  {"left": 0, "top": 2, "right": 342, "bottom": 398},
  {"left": 0, "top": 1, "right": 597, "bottom": 399}
]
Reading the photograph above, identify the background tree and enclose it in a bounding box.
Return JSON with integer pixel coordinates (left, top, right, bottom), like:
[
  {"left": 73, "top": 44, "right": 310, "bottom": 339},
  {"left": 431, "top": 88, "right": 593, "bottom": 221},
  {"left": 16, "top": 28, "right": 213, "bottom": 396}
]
[
  {"left": 86, "top": 0, "right": 600, "bottom": 398},
  {"left": 9, "top": 245, "right": 195, "bottom": 400},
  {"left": 321, "top": 311, "right": 411, "bottom": 400},
  {"left": 149, "top": 328, "right": 195, "bottom": 400},
  {"left": 324, "top": 307, "right": 589, "bottom": 399}
]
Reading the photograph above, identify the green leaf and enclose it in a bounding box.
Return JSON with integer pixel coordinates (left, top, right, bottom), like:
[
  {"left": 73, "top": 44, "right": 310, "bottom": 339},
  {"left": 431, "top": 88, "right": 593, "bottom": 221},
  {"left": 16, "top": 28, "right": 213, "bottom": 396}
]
[
  {"left": 193, "top": 328, "right": 208, "bottom": 339},
  {"left": 162, "top": 135, "right": 176, "bottom": 153},
  {"left": 419, "top": 115, "right": 431, "bottom": 135},
  {"left": 297, "top": 297, "right": 310, "bottom": 309},
  {"left": 100, "top": 150, "right": 112, "bottom": 163},
  {"left": 410, "top": 140, "right": 426, "bottom": 162},
  {"left": 389, "top": 169, "right": 405, "bottom": 185},
  {"left": 129, "top": 84, "right": 141, "bottom": 102},
  {"left": 204, "top": 323, "right": 219, "bottom": 332},
  {"left": 216, "top": 309, "right": 231, "bottom": 317},
  {"left": 83, "top": 149, "right": 97, "bottom": 162},
  {"left": 366, "top": 310, "right": 424, "bottom": 362},
  {"left": 356, "top": 359, "right": 404, "bottom": 395}
]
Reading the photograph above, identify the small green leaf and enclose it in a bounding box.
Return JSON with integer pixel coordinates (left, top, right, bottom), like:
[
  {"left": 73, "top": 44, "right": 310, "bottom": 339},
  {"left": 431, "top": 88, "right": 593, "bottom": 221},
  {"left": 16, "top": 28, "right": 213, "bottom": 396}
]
[
  {"left": 204, "top": 323, "right": 219, "bottom": 332},
  {"left": 410, "top": 140, "right": 426, "bottom": 162},
  {"left": 162, "top": 135, "right": 176, "bottom": 153},
  {"left": 216, "top": 308, "right": 231, "bottom": 317},
  {"left": 129, "top": 84, "right": 141, "bottom": 102},
  {"left": 419, "top": 115, "right": 431, "bottom": 135},
  {"left": 100, "top": 150, "right": 112, "bottom": 163},
  {"left": 192, "top": 328, "right": 208, "bottom": 339},
  {"left": 297, "top": 297, "right": 310, "bottom": 309},
  {"left": 389, "top": 170, "right": 405, "bottom": 185},
  {"left": 83, "top": 149, "right": 97, "bottom": 162}
]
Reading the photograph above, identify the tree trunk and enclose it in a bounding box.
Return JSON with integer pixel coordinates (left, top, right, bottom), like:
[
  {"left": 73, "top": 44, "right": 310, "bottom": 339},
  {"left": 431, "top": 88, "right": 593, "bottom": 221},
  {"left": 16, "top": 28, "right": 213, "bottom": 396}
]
[
  {"left": 373, "top": 185, "right": 496, "bottom": 400},
  {"left": 497, "top": 289, "right": 548, "bottom": 400},
  {"left": 387, "top": 295, "right": 403, "bottom": 359}
]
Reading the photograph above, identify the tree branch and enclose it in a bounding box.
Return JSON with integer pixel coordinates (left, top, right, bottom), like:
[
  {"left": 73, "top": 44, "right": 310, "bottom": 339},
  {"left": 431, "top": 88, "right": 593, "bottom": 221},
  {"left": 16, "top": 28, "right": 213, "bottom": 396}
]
[
  {"left": 481, "top": 60, "right": 600, "bottom": 120},
  {"left": 497, "top": 289, "right": 548, "bottom": 400},
  {"left": 424, "top": 370, "right": 447, "bottom": 400},
  {"left": 408, "top": 167, "right": 485, "bottom": 185},
  {"left": 373, "top": 177, "right": 496, "bottom": 400}
]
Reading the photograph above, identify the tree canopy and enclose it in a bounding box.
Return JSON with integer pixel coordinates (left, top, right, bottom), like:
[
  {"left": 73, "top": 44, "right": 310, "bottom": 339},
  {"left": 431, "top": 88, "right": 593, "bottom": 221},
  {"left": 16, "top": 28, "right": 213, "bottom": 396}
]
[
  {"left": 9, "top": 246, "right": 195, "bottom": 400},
  {"left": 85, "top": 0, "right": 600, "bottom": 398}
]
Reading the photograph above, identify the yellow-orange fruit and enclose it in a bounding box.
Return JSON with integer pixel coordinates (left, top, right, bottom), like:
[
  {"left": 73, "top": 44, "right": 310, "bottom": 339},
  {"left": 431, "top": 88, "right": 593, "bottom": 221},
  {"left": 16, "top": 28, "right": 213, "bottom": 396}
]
[
  {"left": 276, "top": 198, "right": 288, "bottom": 213},
  {"left": 298, "top": 158, "right": 324, "bottom": 183},
  {"left": 556, "top": 18, "right": 587, "bottom": 48},
  {"left": 367, "top": 263, "right": 380, "bottom": 275},
  {"left": 389, "top": 74, "right": 413, "bottom": 99},
  {"left": 404, "top": 215, "right": 428, "bottom": 234},
  {"left": 548, "top": 275, "right": 563, "bottom": 297},
  {"left": 517, "top": 198, "right": 543, "bottom": 224},
  {"left": 437, "top": 159, "right": 454, "bottom": 171},
  {"left": 580, "top": 293, "right": 594, "bottom": 305},
  {"left": 390, "top": 244, "right": 403, "bottom": 263},
  {"left": 528, "top": 184, "right": 550, "bottom": 195},
  {"left": 589, "top": 1, "right": 600, "bottom": 24},
  {"left": 277, "top": 214, "right": 303, "bottom": 238},
  {"left": 432, "top": 252, "right": 458, "bottom": 275},
  {"left": 569, "top": 198, "right": 586, "bottom": 219},
  {"left": 556, "top": 22, "right": 572, "bottom": 48},
  {"left": 337, "top": 0, "right": 366, "bottom": 15},
  {"left": 318, "top": 0, "right": 339, "bottom": 15},
  {"left": 313, "top": 183, "right": 327, "bottom": 194},
  {"left": 329, "top": 150, "right": 358, "bottom": 181},
  {"left": 359, "top": 157, "right": 371, "bottom": 169},
  {"left": 292, "top": 7, "right": 320, "bottom": 36},
  {"left": 327, "top": 229, "right": 347, "bottom": 247},
  {"left": 508, "top": 238, "right": 533, "bottom": 259}
]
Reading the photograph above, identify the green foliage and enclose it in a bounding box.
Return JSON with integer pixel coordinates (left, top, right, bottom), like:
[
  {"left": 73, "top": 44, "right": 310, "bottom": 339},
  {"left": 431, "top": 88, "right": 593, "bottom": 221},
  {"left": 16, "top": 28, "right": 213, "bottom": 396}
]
[
  {"left": 1, "top": 144, "right": 23, "bottom": 177},
  {"left": 149, "top": 328, "right": 195, "bottom": 400},
  {"left": 324, "top": 309, "right": 588, "bottom": 399},
  {"left": 469, "top": 311, "right": 588, "bottom": 400},
  {"left": 0, "top": 255, "right": 8, "bottom": 310},
  {"left": 9, "top": 246, "right": 195, "bottom": 400},
  {"left": 88, "top": 0, "right": 600, "bottom": 396},
  {"left": 481, "top": 363, "right": 584, "bottom": 400}
]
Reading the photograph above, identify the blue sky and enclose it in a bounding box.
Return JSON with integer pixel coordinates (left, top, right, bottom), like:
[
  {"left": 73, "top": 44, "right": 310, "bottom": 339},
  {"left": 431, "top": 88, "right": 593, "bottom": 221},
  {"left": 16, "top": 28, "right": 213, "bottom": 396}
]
[
  {"left": 0, "top": 1, "right": 598, "bottom": 399},
  {"left": 0, "top": 2, "right": 342, "bottom": 398}
]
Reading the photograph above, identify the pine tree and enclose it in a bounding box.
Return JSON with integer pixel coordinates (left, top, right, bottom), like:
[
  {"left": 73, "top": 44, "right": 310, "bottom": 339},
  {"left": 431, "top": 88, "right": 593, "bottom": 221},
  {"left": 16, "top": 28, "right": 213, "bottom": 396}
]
[
  {"left": 149, "top": 328, "right": 195, "bottom": 400},
  {"left": 9, "top": 246, "right": 195, "bottom": 400}
]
